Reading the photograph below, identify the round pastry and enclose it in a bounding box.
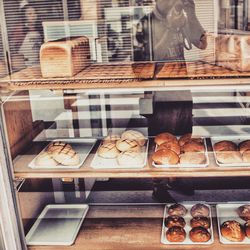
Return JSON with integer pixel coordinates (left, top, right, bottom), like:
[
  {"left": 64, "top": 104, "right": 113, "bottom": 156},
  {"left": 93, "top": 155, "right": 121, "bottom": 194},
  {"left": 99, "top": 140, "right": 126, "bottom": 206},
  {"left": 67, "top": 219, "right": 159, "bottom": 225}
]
[
  {"left": 245, "top": 222, "right": 250, "bottom": 238},
  {"left": 179, "top": 152, "right": 206, "bottom": 165},
  {"left": 168, "top": 204, "right": 188, "bottom": 217},
  {"left": 52, "top": 146, "right": 80, "bottom": 166},
  {"left": 103, "top": 134, "right": 120, "bottom": 144},
  {"left": 35, "top": 152, "right": 58, "bottom": 167},
  {"left": 190, "top": 217, "right": 211, "bottom": 229},
  {"left": 190, "top": 204, "right": 210, "bottom": 218},
  {"left": 189, "top": 227, "right": 211, "bottom": 242},
  {"left": 98, "top": 142, "right": 120, "bottom": 159},
  {"left": 116, "top": 139, "right": 139, "bottom": 152},
  {"left": 164, "top": 216, "right": 186, "bottom": 228},
  {"left": 121, "top": 130, "right": 146, "bottom": 146},
  {"left": 220, "top": 220, "right": 245, "bottom": 242},
  {"left": 242, "top": 150, "right": 250, "bottom": 163},
  {"left": 178, "top": 133, "right": 203, "bottom": 147},
  {"left": 47, "top": 141, "right": 72, "bottom": 153},
  {"left": 214, "top": 140, "right": 237, "bottom": 152},
  {"left": 154, "top": 132, "right": 177, "bottom": 146},
  {"left": 117, "top": 150, "right": 144, "bottom": 166},
  {"left": 216, "top": 151, "right": 242, "bottom": 164},
  {"left": 239, "top": 140, "right": 250, "bottom": 154},
  {"left": 166, "top": 226, "right": 186, "bottom": 242},
  {"left": 152, "top": 149, "right": 179, "bottom": 165},
  {"left": 157, "top": 141, "right": 181, "bottom": 155},
  {"left": 181, "top": 141, "right": 205, "bottom": 153},
  {"left": 237, "top": 205, "right": 250, "bottom": 221}
]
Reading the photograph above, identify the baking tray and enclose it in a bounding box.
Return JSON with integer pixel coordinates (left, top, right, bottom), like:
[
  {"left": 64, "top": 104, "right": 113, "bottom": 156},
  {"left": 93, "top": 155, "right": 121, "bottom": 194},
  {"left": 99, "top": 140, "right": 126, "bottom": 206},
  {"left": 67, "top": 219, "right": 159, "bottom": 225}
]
[
  {"left": 161, "top": 203, "right": 214, "bottom": 245},
  {"left": 216, "top": 203, "right": 250, "bottom": 244},
  {"left": 211, "top": 136, "right": 250, "bottom": 167},
  {"left": 90, "top": 140, "right": 149, "bottom": 169},
  {"left": 153, "top": 138, "right": 209, "bottom": 168},
  {"left": 29, "top": 138, "right": 96, "bottom": 169},
  {"left": 26, "top": 204, "right": 89, "bottom": 246}
]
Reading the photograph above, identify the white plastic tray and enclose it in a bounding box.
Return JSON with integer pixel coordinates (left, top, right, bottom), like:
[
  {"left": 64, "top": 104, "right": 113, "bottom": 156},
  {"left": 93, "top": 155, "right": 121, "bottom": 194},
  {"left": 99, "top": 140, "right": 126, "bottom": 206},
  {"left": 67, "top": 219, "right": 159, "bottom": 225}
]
[
  {"left": 216, "top": 203, "right": 250, "bottom": 244},
  {"left": 91, "top": 140, "right": 149, "bottom": 169},
  {"left": 161, "top": 203, "right": 214, "bottom": 245},
  {"left": 26, "top": 204, "right": 89, "bottom": 246},
  {"left": 211, "top": 135, "right": 250, "bottom": 167},
  {"left": 153, "top": 138, "right": 209, "bottom": 168},
  {"left": 29, "top": 139, "right": 96, "bottom": 169}
]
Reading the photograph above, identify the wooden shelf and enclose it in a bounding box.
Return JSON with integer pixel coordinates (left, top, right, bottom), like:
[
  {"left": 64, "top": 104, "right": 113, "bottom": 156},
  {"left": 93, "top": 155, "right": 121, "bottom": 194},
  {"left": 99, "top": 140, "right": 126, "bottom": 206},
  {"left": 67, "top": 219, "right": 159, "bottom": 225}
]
[
  {"left": 13, "top": 139, "right": 250, "bottom": 179},
  {"left": 27, "top": 204, "right": 250, "bottom": 250}
]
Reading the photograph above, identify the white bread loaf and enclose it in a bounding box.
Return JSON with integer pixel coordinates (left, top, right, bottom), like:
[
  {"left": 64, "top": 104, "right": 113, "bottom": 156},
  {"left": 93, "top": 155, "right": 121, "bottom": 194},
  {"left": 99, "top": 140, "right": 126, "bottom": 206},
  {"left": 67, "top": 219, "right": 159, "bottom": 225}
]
[{"left": 40, "top": 36, "right": 90, "bottom": 77}]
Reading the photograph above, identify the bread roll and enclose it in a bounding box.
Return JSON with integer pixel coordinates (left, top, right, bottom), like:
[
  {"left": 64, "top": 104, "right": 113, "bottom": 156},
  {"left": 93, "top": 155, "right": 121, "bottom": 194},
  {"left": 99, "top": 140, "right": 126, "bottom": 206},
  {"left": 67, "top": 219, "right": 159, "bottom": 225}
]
[
  {"left": 168, "top": 204, "right": 187, "bottom": 217},
  {"left": 178, "top": 133, "right": 203, "bottom": 147},
  {"left": 121, "top": 130, "right": 146, "bottom": 146},
  {"left": 220, "top": 220, "right": 245, "bottom": 242},
  {"left": 52, "top": 146, "right": 80, "bottom": 166},
  {"left": 214, "top": 140, "right": 237, "bottom": 152},
  {"left": 166, "top": 226, "right": 186, "bottom": 242},
  {"left": 190, "top": 204, "right": 210, "bottom": 218},
  {"left": 103, "top": 135, "right": 120, "bottom": 144},
  {"left": 179, "top": 152, "right": 206, "bottom": 165},
  {"left": 164, "top": 216, "right": 186, "bottom": 228},
  {"left": 181, "top": 141, "right": 205, "bottom": 153},
  {"left": 216, "top": 151, "right": 242, "bottom": 164},
  {"left": 242, "top": 150, "right": 250, "bottom": 163},
  {"left": 245, "top": 222, "right": 250, "bottom": 238},
  {"left": 35, "top": 152, "right": 58, "bottom": 167},
  {"left": 47, "top": 141, "right": 72, "bottom": 153},
  {"left": 152, "top": 149, "right": 179, "bottom": 165},
  {"left": 157, "top": 141, "right": 181, "bottom": 155},
  {"left": 40, "top": 37, "right": 90, "bottom": 78},
  {"left": 154, "top": 132, "right": 177, "bottom": 146},
  {"left": 116, "top": 139, "right": 140, "bottom": 152},
  {"left": 98, "top": 142, "right": 120, "bottom": 159},
  {"left": 189, "top": 227, "right": 211, "bottom": 242},
  {"left": 117, "top": 150, "right": 144, "bottom": 166},
  {"left": 190, "top": 217, "right": 211, "bottom": 229},
  {"left": 239, "top": 140, "right": 250, "bottom": 154},
  {"left": 237, "top": 205, "right": 250, "bottom": 221}
]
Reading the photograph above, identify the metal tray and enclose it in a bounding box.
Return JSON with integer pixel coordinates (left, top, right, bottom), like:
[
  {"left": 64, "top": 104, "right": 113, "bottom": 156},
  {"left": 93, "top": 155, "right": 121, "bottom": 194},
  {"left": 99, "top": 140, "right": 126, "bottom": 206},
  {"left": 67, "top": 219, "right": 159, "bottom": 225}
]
[
  {"left": 90, "top": 140, "right": 149, "bottom": 169},
  {"left": 211, "top": 136, "right": 250, "bottom": 167},
  {"left": 29, "top": 138, "right": 96, "bottom": 169},
  {"left": 153, "top": 138, "right": 209, "bottom": 168},
  {"left": 26, "top": 204, "right": 89, "bottom": 246},
  {"left": 216, "top": 203, "right": 250, "bottom": 245},
  {"left": 161, "top": 203, "right": 214, "bottom": 245}
]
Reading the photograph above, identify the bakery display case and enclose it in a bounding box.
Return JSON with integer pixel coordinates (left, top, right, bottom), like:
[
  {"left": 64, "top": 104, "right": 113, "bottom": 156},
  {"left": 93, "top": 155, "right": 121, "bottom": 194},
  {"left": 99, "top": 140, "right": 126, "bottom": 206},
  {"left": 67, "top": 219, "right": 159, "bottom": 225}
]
[{"left": 2, "top": 1, "right": 250, "bottom": 250}]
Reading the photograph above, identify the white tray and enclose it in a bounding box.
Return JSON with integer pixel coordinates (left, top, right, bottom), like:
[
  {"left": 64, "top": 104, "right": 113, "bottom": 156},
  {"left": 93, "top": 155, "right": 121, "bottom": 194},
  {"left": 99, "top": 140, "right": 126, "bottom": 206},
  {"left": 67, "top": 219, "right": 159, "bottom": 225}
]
[
  {"left": 216, "top": 203, "right": 250, "bottom": 244},
  {"left": 161, "top": 203, "right": 214, "bottom": 245},
  {"left": 29, "top": 139, "right": 96, "bottom": 169},
  {"left": 90, "top": 140, "right": 149, "bottom": 169},
  {"left": 26, "top": 204, "right": 89, "bottom": 246},
  {"left": 153, "top": 138, "right": 209, "bottom": 168},
  {"left": 211, "top": 135, "right": 250, "bottom": 167}
]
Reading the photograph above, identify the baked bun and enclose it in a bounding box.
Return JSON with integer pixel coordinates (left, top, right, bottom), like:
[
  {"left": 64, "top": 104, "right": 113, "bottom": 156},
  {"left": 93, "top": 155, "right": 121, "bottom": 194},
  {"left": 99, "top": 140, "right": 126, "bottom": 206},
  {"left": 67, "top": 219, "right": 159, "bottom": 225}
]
[
  {"left": 152, "top": 149, "right": 179, "bottom": 165},
  {"left": 181, "top": 141, "right": 205, "bottom": 153},
  {"left": 237, "top": 205, "right": 250, "bottom": 221},
  {"left": 121, "top": 130, "right": 146, "bottom": 146},
  {"left": 245, "top": 222, "right": 250, "bottom": 238},
  {"left": 47, "top": 141, "right": 72, "bottom": 153},
  {"left": 103, "top": 135, "right": 120, "bottom": 144},
  {"left": 242, "top": 150, "right": 250, "bottom": 163},
  {"left": 166, "top": 226, "right": 186, "bottom": 242},
  {"left": 216, "top": 151, "right": 242, "bottom": 164},
  {"left": 52, "top": 146, "right": 80, "bottom": 166},
  {"left": 189, "top": 227, "right": 211, "bottom": 242},
  {"left": 164, "top": 216, "right": 186, "bottom": 228},
  {"left": 157, "top": 141, "right": 181, "bottom": 155},
  {"left": 154, "top": 132, "right": 177, "bottom": 146},
  {"left": 168, "top": 204, "right": 187, "bottom": 217},
  {"left": 190, "top": 217, "right": 211, "bottom": 229},
  {"left": 117, "top": 150, "right": 144, "bottom": 166},
  {"left": 220, "top": 220, "right": 245, "bottom": 242},
  {"left": 190, "top": 204, "right": 210, "bottom": 218},
  {"left": 214, "top": 140, "right": 237, "bottom": 152},
  {"left": 98, "top": 142, "right": 120, "bottom": 159},
  {"left": 35, "top": 152, "right": 58, "bottom": 167},
  {"left": 178, "top": 133, "right": 203, "bottom": 147},
  {"left": 239, "top": 140, "right": 250, "bottom": 154},
  {"left": 179, "top": 152, "right": 206, "bottom": 165},
  {"left": 116, "top": 139, "right": 139, "bottom": 152}
]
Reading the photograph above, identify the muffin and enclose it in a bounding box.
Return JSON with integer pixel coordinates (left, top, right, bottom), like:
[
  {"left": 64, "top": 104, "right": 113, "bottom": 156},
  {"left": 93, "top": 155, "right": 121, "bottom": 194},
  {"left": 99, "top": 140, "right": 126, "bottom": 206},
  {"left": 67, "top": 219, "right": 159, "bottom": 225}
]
[
  {"left": 214, "top": 140, "right": 237, "bottom": 152},
  {"left": 164, "top": 216, "right": 186, "bottom": 228},
  {"left": 237, "top": 205, "right": 250, "bottom": 221},
  {"left": 168, "top": 204, "right": 188, "bottom": 217},
  {"left": 189, "top": 227, "right": 211, "bottom": 242},
  {"left": 154, "top": 132, "right": 177, "bottom": 146},
  {"left": 190, "top": 204, "right": 210, "bottom": 218},
  {"left": 152, "top": 149, "right": 179, "bottom": 165},
  {"left": 220, "top": 220, "right": 245, "bottom": 242},
  {"left": 166, "top": 226, "right": 186, "bottom": 242},
  {"left": 157, "top": 141, "right": 181, "bottom": 155},
  {"left": 190, "top": 217, "right": 211, "bottom": 229}
]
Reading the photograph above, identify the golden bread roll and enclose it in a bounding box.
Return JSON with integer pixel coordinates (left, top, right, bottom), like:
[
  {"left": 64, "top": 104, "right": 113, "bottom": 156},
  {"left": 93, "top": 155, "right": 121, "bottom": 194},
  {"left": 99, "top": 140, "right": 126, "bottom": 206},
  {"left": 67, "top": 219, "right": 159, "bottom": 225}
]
[
  {"left": 164, "top": 216, "right": 186, "bottom": 228},
  {"left": 166, "top": 226, "right": 186, "bottom": 242},
  {"left": 35, "top": 152, "right": 58, "bottom": 167},
  {"left": 242, "top": 150, "right": 250, "bottom": 163},
  {"left": 47, "top": 141, "right": 72, "bottom": 154},
  {"left": 157, "top": 141, "right": 181, "bottom": 155},
  {"left": 178, "top": 133, "right": 203, "bottom": 147},
  {"left": 152, "top": 149, "right": 179, "bottom": 165},
  {"left": 220, "top": 220, "right": 245, "bottom": 242},
  {"left": 168, "top": 204, "right": 188, "bottom": 217},
  {"left": 103, "top": 135, "right": 121, "bottom": 144},
  {"left": 245, "top": 222, "right": 250, "bottom": 238},
  {"left": 98, "top": 142, "right": 120, "bottom": 159},
  {"left": 181, "top": 141, "right": 205, "bottom": 153},
  {"left": 52, "top": 146, "right": 80, "bottom": 166},
  {"left": 216, "top": 151, "right": 242, "bottom": 164},
  {"left": 154, "top": 132, "right": 177, "bottom": 146},
  {"left": 116, "top": 139, "right": 140, "bottom": 152},
  {"left": 214, "top": 140, "right": 237, "bottom": 152},
  {"left": 117, "top": 150, "right": 144, "bottom": 166},
  {"left": 237, "top": 205, "right": 250, "bottom": 221},
  {"left": 189, "top": 227, "right": 211, "bottom": 242},
  {"left": 239, "top": 140, "right": 250, "bottom": 154},
  {"left": 179, "top": 152, "right": 206, "bottom": 165},
  {"left": 121, "top": 130, "right": 146, "bottom": 146}
]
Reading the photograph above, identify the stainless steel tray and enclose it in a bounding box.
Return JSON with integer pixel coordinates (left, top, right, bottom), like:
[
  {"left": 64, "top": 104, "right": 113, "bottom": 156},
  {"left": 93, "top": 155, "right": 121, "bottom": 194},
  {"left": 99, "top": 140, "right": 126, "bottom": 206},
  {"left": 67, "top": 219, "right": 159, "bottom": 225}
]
[{"left": 26, "top": 204, "right": 89, "bottom": 246}]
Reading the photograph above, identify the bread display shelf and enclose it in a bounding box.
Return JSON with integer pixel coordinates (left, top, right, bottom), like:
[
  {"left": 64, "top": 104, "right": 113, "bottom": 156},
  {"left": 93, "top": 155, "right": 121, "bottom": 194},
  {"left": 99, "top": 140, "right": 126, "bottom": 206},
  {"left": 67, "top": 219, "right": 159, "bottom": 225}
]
[
  {"left": 13, "top": 139, "right": 250, "bottom": 179},
  {"left": 27, "top": 204, "right": 250, "bottom": 250}
]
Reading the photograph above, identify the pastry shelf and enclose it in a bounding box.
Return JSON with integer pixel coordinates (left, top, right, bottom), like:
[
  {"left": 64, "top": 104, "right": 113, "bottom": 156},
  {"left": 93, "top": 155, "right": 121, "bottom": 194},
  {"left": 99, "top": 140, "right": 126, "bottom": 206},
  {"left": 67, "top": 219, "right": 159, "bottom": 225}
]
[{"left": 13, "top": 139, "right": 250, "bottom": 179}]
